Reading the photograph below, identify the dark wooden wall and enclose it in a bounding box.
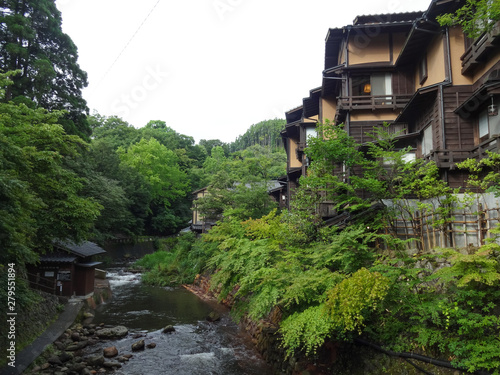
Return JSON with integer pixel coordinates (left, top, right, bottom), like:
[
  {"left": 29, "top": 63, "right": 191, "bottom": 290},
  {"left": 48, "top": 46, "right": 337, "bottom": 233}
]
[{"left": 443, "top": 85, "right": 475, "bottom": 150}]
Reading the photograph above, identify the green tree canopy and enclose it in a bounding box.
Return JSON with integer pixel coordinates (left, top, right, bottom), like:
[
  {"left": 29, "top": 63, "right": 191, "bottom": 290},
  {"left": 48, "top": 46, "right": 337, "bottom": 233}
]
[
  {"left": 0, "top": 72, "right": 101, "bottom": 265},
  {"left": 0, "top": 0, "right": 90, "bottom": 138},
  {"left": 437, "top": 0, "right": 500, "bottom": 38}
]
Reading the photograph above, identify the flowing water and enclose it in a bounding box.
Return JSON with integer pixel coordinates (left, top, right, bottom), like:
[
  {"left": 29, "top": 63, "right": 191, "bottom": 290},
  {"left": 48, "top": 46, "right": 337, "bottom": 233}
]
[{"left": 87, "top": 268, "right": 274, "bottom": 375}]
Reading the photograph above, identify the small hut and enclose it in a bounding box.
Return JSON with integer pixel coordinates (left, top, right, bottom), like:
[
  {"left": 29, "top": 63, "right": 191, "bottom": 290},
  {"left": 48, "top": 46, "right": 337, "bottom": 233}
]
[{"left": 28, "top": 241, "right": 106, "bottom": 297}]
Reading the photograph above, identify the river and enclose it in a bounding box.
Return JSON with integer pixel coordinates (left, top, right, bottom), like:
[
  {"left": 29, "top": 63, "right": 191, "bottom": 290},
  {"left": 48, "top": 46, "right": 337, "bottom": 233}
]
[{"left": 86, "top": 267, "right": 274, "bottom": 375}]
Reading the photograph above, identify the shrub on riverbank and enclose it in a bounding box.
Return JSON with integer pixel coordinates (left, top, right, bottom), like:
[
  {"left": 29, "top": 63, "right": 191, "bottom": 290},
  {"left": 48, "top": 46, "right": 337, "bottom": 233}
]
[{"left": 135, "top": 232, "right": 217, "bottom": 286}]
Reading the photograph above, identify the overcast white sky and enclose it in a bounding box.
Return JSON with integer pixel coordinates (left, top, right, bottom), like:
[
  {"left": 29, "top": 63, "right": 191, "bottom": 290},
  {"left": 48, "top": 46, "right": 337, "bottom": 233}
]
[{"left": 55, "top": 0, "right": 432, "bottom": 143}]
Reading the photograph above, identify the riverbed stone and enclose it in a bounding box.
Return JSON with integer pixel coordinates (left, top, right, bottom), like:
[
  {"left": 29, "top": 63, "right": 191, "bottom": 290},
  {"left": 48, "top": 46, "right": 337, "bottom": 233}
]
[
  {"left": 47, "top": 355, "right": 62, "bottom": 365},
  {"left": 103, "top": 346, "right": 118, "bottom": 358},
  {"left": 146, "top": 342, "right": 157, "bottom": 349},
  {"left": 71, "top": 332, "right": 81, "bottom": 341},
  {"left": 162, "top": 325, "right": 175, "bottom": 334},
  {"left": 131, "top": 339, "right": 145, "bottom": 351},
  {"left": 207, "top": 311, "right": 221, "bottom": 322},
  {"left": 69, "top": 362, "right": 86, "bottom": 372},
  {"left": 96, "top": 325, "right": 128, "bottom": 339},
  {"left": 103, "top": 361, "right": 122, "bottom": 369},
  {"left": 59, "top": 351, "right": 73, "bottom": 363},
  {"left": 86, "top": 354, "right": 105, "bottom": 367},
  {"left": 54, "top": 340, "right": 66, "bottom": 350},
  {"left": 41, "top": 362, "right": 51, "bottom": 370},
  {"left": 66, "top": 340, "right": 88, "bottom": 351}
]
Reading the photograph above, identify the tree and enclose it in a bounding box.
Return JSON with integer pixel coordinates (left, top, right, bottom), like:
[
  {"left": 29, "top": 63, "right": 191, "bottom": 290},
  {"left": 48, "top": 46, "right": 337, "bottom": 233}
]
[
  {"left": 199, "top": 139, "right": 229, "bottom": 158},
  {"left": 118, "top": 138, "right": 190, "bottom": 234},
  {"left": 437, "top": 0, "right": 500, "bottom": 38},
  {"left": 230, "top": 119, "right": 286, "bottom": 152},
  {"left": 89, "top": 114, "right": 140, "bottom": 149},
  {"left": 0, "top": 72, "right": 101, "bottom": 258},
  {"left": 0, "top": 0, "right": 90, "bottom": 138}
]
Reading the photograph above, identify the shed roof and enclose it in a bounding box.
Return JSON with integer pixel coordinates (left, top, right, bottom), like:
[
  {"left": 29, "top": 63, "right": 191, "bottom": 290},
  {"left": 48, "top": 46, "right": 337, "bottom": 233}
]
[
  {"left": 39, "top": 254, "right": 77, "bottom": 263},
  {"left": 54, "top": 241, "right": 106, "bottom": 258}
]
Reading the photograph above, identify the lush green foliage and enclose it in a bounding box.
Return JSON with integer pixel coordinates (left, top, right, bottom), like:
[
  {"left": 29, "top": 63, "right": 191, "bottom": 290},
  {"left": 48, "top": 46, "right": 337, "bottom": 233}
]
[
  {"left": 135, "top": 232, "right": 217, "bottom": 285},
  {"left": 196, "top": 144, "right": 286, "bottom": 223},
  {"left": 0, "top": 72, "right": 101, "bottom": 338},
  {"left": 163, "top": 122, "right": 500, "bottom": 373},
  {"left": 437, "top": 0, "right": 500, "bottom": 38}
]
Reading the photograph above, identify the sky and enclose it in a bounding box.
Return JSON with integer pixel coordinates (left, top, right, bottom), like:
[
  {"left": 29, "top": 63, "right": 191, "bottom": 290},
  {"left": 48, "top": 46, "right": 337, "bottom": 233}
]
[{"left": 55, "top": 0, "right": 432, "bottom": 144}]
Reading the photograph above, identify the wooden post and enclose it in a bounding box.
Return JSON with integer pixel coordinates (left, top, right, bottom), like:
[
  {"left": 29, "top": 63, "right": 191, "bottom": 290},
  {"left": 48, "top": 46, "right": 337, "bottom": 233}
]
[{"left": 479, "top": 203, "right": 487, "bottom": 245}]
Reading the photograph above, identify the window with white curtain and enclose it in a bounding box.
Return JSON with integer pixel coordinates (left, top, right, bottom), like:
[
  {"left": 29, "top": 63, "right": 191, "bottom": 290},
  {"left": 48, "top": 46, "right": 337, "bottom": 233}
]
[
  {"left": 479, "top": 110, "right": 489, "bottom": 139},
  {"left": 422, "top": 125, "right": 433, "bottom": 156}
]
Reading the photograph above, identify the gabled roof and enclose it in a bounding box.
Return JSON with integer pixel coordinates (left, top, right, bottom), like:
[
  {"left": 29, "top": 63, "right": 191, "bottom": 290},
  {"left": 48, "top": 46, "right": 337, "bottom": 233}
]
[
  {"left": 303, "top": 87, "right": 322, "bottom": 118},
  {"left": 396, "top": 0, "right": 465, "bottom": 66},
  {"left": 285, "top": 106, "right": 303, "bottom": 124},
  {"left": 54, "top": 240, "right": 106, "bottom": 258}
]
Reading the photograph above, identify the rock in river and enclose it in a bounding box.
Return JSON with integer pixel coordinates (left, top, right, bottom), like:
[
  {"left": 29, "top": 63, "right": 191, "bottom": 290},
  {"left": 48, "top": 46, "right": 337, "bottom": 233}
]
[
  {"left": 103, "top": 346, "right": 118, "bottom": 358},
  {"left": 131, "top": 339, "right": 145, "bottom": 351},
  {"left": 96, "top": 325, "right": 128, "bottom": 339},
  {"left": 162, "top": 325, "right": 175, "bottom": 334}
]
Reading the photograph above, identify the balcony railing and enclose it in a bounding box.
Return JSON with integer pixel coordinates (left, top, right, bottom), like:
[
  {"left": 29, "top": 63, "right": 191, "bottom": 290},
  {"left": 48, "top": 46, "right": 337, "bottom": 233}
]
[
  {"left": 423, "top": 135, "right": 500, "bottom": 168},
  {"left": 461, "top": 21, "right": 500, "bottom": 75},
  {"left": 337, "top": 94, "right": 413, "bottom": 111}
]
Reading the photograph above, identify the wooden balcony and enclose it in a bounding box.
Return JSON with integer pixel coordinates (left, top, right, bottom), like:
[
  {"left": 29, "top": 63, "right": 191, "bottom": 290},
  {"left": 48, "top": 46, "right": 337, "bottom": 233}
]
[
  {"left": 424, "top": 135, "right": 500, "bottom": 168},
  {"left": 461, "top": 21, "right": 500, "bottom": 75},
  {"left": 337, "top": 94, "right": 413, "bottom": 111}
]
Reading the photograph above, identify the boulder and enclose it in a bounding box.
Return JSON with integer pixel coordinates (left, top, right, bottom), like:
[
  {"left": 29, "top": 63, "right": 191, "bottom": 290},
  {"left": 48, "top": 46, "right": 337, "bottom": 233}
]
[
  {"left": 146, "top": 342, "right": 156, "bottom": 349},
  {"left": 96, "top": 326, "right": 128, "bottom": 339},
  {"left": 162, "top": 325, "right": 175, "bottom": 334},
  {"left": 103, "top": 346, "right": 118, "bottom": 358},
  {"left": 131, "top": 339, "right": 145, "bottom": 351}
]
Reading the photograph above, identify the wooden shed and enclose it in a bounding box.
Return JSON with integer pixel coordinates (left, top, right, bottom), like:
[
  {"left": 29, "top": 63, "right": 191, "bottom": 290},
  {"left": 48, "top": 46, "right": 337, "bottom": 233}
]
[{"left": 28, "top": 241, "right": 106, "bottom": 297}]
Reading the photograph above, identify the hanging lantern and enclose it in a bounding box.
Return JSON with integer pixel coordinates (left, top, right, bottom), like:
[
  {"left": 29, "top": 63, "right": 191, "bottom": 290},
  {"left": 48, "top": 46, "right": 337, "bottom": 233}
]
[{"left": 363, "top": 83, "right": 371, "bottom": 93}]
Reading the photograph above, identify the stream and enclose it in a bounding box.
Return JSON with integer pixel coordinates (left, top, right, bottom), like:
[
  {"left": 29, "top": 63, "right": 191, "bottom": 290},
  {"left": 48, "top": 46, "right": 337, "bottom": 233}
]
[{"left": 86, "top": 267, "right": 274, "bottom": 375}]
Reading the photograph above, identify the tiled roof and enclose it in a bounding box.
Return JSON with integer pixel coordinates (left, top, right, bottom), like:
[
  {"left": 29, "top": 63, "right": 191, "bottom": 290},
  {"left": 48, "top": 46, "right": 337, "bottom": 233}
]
[{"left": 353, "top": 11, "right": 422, "bottom": 25}]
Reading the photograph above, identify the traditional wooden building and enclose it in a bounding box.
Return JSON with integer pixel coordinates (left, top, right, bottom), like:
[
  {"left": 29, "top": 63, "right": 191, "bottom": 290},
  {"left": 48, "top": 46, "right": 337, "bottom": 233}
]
[
  {"left": 282, "top": 0, "right": 500, "bottom": 213},
  {"left": 28, "top": 241, "right": 106, "bottom": 297},
  {"left": 191, "top": 180, "right": 288, "bottom": 232},
  {"left": 191, "top": 187, "right": 217, "bottom": 233}
]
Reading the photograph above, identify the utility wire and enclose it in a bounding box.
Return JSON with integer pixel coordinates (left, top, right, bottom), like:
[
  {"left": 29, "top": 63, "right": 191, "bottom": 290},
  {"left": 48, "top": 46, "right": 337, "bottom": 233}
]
[{"left": 92, "top": 0, "right": 161, "bottom": 91}]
